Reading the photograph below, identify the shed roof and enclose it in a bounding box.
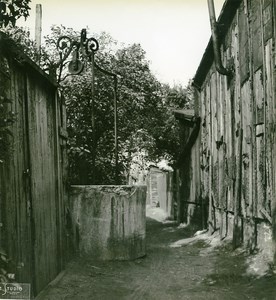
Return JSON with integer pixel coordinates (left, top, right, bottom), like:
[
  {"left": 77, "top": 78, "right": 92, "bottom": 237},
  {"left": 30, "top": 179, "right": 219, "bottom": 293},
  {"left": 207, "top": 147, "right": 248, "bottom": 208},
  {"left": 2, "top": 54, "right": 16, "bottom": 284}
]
[
  {"left": 173, "top": 109, "right": 200, "bottom": 128},
  {"left": 193, "top": 0, "right": 242, "bottom": 89},
  {"left": 173, "top": 109, "right": 195, "bottom": 121},
  {"left": 174, "top": 109, "right": 195, "bottom": 117}
]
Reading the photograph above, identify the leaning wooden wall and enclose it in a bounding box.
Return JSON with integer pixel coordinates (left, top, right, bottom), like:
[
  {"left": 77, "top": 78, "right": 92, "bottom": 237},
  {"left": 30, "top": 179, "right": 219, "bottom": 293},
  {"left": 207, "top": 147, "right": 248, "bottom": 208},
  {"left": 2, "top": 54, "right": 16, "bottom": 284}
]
[
  {"left": 196, "top": 0, "right": 275, "bottom": 250},
  {"left": 0, "top": 35, "right": 67, "bottom": 296}
]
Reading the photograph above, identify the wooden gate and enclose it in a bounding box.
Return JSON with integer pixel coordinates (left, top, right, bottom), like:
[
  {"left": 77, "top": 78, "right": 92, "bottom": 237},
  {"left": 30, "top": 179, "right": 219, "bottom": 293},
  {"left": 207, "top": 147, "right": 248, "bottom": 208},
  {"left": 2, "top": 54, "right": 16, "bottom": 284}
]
[{"left": 0, "top": 33, "right": 67, "bottom": 296}]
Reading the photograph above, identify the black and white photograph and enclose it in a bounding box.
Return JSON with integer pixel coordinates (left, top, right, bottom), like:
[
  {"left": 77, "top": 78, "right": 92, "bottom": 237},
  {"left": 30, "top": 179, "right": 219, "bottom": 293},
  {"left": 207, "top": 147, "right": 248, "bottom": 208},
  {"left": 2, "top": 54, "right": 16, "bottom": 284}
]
[{"left": 0, "top": 0, "right": 275, "bottom": 299}]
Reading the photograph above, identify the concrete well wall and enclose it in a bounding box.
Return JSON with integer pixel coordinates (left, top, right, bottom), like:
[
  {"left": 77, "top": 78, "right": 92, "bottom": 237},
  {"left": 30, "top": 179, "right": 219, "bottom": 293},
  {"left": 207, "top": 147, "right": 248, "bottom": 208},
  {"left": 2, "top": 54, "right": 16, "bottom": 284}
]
[{"left": 69, "top": 185, "right": 147, "bottom": 260}]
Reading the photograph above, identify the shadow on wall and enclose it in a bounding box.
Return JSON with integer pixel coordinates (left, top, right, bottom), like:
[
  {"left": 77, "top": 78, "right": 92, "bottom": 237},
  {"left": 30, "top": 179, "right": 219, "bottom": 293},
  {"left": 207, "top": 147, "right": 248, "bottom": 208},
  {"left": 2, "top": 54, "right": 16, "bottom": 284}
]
[
  {"left": 67, "top": 185, "right": 147, "bottom": 261},
  {"left": 65, "top": 206, "right": 80, "bottom": 260}
]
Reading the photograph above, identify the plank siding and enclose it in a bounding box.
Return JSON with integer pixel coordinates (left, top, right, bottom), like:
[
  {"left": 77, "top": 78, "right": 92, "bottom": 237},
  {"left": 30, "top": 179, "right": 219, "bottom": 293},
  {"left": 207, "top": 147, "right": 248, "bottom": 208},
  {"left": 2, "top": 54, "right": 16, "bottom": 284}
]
[
  {"left": 192, "top": 0, "right": 276, "bottom": 253},
  {"left": 0, "top": 36, "right": 67, "bottom": 297},
  {"left": 26, "top": 74, "right": 59, "bottom": 293}
]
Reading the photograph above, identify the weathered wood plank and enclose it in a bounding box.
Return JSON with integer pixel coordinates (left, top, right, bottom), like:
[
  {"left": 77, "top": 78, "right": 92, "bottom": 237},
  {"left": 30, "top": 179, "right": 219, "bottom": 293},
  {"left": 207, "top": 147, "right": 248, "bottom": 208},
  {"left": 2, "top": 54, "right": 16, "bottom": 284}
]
[
  {"left": 253, "top": 68, "right": 265, "bottom": 218},
  {"left": 264, "top": 39, "right": 274, "bottom": 215},
  {"left": 206, "top": 81, "right": 215, "bottom": 232},
  {"left": 24, "top": 69, "right": 60, "bottom": 294},
  {"left": 251, "top": 0, "right": 263, "bottom": 70},
  {"left": 241, "top": 81, "right": 252, "bottom": 218},
  {"left": 239, "top": 2, "right": 250, "bottom": 83},
  {"left": 262, "top": 0, "right": 273, "bottom": 42},
  {"left": 210, "top": 72, "right": 219, "bottom": 209},
  {"left": 1, "top": 37, "right": 66, "bottom": 297}
]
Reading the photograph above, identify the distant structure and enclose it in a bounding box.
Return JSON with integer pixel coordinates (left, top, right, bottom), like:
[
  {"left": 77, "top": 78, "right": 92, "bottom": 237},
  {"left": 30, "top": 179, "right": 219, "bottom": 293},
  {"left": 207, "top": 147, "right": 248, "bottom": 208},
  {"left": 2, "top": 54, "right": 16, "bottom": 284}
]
[{"left": 147, "top": 164, "right": 174, "bottom": 219}]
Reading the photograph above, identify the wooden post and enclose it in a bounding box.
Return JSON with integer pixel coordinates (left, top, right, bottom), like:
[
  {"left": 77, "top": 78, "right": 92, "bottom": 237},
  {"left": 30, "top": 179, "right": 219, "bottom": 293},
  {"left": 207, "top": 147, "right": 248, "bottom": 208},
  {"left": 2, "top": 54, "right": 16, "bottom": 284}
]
[
  {"left": 90, "top": 51, "right": 96, "bottom": 183},
  {"left": 114, "top": 76, "right": 118, "bottom": 184},
  {"left": 35, "top": 4, "right": 42, "bottom": 60},
  {"left": 94, "top": 63, "right": 119, "bottom": 184}
]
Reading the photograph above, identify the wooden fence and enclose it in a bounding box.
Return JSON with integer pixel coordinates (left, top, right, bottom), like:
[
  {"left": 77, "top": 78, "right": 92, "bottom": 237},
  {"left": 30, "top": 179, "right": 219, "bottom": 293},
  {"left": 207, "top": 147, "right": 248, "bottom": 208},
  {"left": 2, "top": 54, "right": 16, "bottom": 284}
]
[
  {"left": 0, "top": 33, "right": 67, "bottom": 296},
  {"left": 192, "top": 0, "right": 276, "bottom": 252}
]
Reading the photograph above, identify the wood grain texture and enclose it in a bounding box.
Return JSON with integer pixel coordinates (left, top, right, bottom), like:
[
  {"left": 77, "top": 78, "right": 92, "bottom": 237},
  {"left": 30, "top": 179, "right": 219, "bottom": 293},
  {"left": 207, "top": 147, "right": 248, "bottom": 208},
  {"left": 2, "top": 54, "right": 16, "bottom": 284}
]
[
  {"left": 0, "top": 47, "right": 67, "bottom": 297},
  {"left": 194, "top": 0, "right": 276, "bottom": 249}
]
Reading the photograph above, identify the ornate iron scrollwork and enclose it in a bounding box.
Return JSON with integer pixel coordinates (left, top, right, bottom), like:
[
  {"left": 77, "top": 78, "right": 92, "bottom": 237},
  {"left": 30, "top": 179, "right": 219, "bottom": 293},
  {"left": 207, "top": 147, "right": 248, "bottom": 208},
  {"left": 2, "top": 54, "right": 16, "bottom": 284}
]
[{"left": 55, "top": 29, "right": 99, "bottom": 76}]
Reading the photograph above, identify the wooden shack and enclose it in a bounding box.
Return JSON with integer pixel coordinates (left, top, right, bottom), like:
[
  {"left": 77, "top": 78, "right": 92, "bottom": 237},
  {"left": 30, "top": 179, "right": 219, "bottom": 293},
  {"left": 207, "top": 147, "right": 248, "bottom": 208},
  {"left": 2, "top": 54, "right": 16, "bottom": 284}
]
[
  {"left": 0, "top": 32, "right": 68, "bottom": 296},
  {"left": 191, "top": 0, "right": 276, "bottom": 257}
]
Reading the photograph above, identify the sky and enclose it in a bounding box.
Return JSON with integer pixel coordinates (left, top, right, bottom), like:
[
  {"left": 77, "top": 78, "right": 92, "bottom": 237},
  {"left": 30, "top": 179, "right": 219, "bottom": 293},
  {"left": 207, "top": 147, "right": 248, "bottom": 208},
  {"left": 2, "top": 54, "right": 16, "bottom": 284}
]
[{"left": 17, "top": 0, "right": 225, "bottom": 87}]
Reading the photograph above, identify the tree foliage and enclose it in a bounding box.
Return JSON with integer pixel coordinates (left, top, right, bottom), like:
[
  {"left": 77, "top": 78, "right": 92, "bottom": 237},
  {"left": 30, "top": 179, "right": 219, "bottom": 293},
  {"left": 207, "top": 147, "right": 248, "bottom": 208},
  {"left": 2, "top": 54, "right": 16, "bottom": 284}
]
[
  {"left": 0, "top": 55, "right": 16, "bottom": 164},
  {"left": 8, "top": 25, "right": 193, "bottom": 184},
  {"left": 0, "top": 0, "right": 31, "bottom": 28}
]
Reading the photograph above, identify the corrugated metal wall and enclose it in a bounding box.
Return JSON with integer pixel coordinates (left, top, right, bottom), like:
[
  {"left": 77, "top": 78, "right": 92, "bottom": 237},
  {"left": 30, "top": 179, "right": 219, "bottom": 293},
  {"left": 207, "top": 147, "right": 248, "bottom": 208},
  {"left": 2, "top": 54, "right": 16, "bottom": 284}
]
[
  {"left": 0, "top": 37, "right": 67, "bottom": 296},
  {"left": 194, "top": 0, "right": 275, "bottom": 250}
]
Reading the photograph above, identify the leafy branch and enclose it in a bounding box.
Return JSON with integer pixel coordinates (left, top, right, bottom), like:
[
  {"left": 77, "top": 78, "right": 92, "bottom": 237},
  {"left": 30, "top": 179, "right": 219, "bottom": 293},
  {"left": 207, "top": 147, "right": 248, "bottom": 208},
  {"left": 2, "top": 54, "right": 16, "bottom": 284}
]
[
  {"left": 0, "top": 0, "right": 31, "bottom": 28},
  {"left": 0, "top": 56, "right": 15, "bottom": 164}
]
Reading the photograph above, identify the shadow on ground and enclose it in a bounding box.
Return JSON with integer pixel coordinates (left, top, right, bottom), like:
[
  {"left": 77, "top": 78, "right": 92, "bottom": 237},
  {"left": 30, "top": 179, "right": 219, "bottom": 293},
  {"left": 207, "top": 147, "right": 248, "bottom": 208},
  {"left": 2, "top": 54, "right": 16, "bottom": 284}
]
[{"left": 36, "top": 218, "right": 276, "bottom": 300}]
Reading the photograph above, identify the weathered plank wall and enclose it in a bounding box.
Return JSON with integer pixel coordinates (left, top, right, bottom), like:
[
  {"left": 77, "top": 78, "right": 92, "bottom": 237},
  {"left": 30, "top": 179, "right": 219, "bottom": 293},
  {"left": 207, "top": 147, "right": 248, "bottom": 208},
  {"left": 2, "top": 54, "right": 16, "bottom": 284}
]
[
  {"left": 174, "top": 111, "right": 203, "bottom": 227},
  {"left": 0, "top": 35, "right": 67, "bottom": 296},
  {"left": 193, "top": 0, "right": 275, "bottom": 253}
]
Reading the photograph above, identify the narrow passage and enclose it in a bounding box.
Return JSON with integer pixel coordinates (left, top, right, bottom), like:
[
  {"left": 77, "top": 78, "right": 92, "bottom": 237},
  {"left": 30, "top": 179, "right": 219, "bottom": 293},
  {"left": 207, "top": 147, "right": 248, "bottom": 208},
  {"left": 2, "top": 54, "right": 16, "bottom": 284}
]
[{"left": 37, "top": 215, "right": 276, "bottom": 300}]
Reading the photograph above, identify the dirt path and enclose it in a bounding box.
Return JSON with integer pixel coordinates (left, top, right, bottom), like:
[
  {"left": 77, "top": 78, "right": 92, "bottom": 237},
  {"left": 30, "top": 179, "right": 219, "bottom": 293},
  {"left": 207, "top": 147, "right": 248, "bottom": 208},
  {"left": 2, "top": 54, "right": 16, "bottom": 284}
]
[{"left": 36, "top": 218, "right": 276, "bottom": 300}]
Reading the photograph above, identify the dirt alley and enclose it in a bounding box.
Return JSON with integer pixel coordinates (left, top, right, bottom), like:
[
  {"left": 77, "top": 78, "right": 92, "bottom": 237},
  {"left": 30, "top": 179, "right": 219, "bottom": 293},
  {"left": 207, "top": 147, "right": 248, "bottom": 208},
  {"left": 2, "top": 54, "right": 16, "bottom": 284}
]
[{"left": 36, "top": 217, "right": 276, "bottom": 300}]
